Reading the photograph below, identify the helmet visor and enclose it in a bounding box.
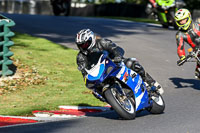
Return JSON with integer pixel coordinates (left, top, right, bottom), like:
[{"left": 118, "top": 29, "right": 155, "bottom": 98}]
[
  {"left": 177, "top": 18, "right": 188, "bottom": 26},
  {"left": 78, "top": 38, "right": 92, "bottom": 51}
]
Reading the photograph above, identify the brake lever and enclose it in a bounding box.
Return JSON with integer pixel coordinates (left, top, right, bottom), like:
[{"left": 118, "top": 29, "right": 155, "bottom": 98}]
[{"left": 177, "top": 55, "right": 192, "bottom": 66}]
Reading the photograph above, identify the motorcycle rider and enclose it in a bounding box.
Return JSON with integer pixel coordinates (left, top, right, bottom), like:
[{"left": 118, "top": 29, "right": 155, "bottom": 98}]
[
  {"left": 76, "top": 29, "right": 162, "bottom": 91},
  {"left": 175, "top": 8, "right": 200, "bottom": 79},
  {"left": 50, "top": 0, "right": 71, "bottom": 16},
  {"left": 146, "top": 0, "right": 159, "bottom": 21},
  {"left": 149, "top": 0, "right": 157, "bottom": 8}
]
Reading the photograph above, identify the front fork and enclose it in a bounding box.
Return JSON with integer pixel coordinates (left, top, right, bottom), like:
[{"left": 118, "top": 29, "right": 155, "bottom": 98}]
[
  {"left": 92, "top": 84, "right": 110, "bottom": 102},
  {"left": 92, "top": 81, "right": 125, "bottom": 103},
  {"left": 158, "top": 7, "right": 178, "bottom": 24},
  {"left": 196, "top": 57, "right": 200, "bottom": 64},
  {"left": 92, "top": 90, "right": 106, "bottom": 102},
  {"left": 114, "top": 81, "right": 126, "bottom": 96},
  {"left": 195, "top": 51, "right": 200, "bottom": 63},
  {"left": 191, "top": 49, "right": 200, "bottom": 63},
  {"left": 158, "top": 12, "right": 168, "bottom": 23}
]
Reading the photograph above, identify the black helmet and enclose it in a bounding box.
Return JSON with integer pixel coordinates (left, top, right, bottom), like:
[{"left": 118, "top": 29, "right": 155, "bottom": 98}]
[{"left": 75, "top": 29, "right": 96, "bottom": 54}]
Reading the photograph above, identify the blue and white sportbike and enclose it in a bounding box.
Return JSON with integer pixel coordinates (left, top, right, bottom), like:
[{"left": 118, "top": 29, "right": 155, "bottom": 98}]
[{"left": 84, "top": 51, "right": 165, "bottom": 120}]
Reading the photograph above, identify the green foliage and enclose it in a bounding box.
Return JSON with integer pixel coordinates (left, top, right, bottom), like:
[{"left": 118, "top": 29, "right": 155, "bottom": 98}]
[
  {"left": 99, "top": 0, "right": 115, "bottom": 3},
  {"left": 122, "top": 0, "right": 146, "bottom": 4},
  {"left": 184, "top": 0, "right": 200, "bottom": 10}
]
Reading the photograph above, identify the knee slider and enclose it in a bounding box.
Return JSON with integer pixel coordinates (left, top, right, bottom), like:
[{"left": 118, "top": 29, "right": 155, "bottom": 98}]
[{"left": 125, "top": 59, "right": 133, "bottom": 69}]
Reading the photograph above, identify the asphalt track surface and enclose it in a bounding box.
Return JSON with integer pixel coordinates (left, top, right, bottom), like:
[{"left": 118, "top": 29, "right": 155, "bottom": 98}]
[{"left": 1, "top": 13, "right": 200, "bottom": 133}]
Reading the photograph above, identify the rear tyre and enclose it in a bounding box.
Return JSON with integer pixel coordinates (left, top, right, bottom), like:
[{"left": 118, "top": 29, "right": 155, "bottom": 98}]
[
  {"left": 149, "top": 93, "right": 165, "bottom": 114},
  {"left": 104, "top": 87, "right": 136, "bottom": 120}
]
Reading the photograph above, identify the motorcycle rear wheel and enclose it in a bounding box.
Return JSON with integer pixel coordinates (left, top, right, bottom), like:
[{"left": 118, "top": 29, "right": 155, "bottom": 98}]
[
  {"left": 149, "top": 93, "right": 165, "bottom": 114},
  {"left": 104, "top": 87, "right": 136, "bottom": 120}
]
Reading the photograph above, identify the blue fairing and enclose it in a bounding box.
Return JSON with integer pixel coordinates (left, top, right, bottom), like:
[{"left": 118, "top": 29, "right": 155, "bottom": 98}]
[
  {"left": 87, "top": 64, "right": 105, "bottom": 81},
  {"left": 85, "top": 53, "right": 151, "bottom": 112},
  {"left": 113, "top": 66, "right": 151, "bottom": 111},
  {"left": 136, "top": 89, "right": 151, "bottom": 111}
]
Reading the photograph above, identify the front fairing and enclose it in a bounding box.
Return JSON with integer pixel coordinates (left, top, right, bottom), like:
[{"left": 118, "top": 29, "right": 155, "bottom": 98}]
[
  {"left": 156, "top": 0, "right": 176, "bottom": 24},
  {"left": 85, "top": 55, "right": 117, "bottom": 89},
  {"left": 156, "top": 0, "right": 175, "bottom": 7}
]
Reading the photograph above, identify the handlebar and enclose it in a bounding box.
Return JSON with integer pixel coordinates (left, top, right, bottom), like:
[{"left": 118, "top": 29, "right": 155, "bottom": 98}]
[
  {"left": 177, "top": 48, "right": 200, "bottom": 66},
  {"left": 157, "top": 2, "right": 175, "bottom": 10},
  {"left": 177, "top": 54, "right": 192, "bottom": 66}
]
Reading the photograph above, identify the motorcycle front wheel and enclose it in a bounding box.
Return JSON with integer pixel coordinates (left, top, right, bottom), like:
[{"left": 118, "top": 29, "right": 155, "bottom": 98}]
[{"left": 104, "top": 87, "right": 136, "bottom": 120}]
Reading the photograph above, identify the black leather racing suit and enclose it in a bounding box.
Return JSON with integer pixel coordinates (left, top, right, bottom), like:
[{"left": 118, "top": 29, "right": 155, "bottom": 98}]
[
  {"left": 176, "top": 22, "right": 200, "bottom": 73},
  {"left": 76, "top": 38, "right": 155, "bottom": 85}
]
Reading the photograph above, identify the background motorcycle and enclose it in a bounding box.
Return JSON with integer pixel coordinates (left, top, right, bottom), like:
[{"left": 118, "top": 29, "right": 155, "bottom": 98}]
[
  {"left": 50, "top": 0, "right": 71, "bottom": 16},
  {"left": 84, "top": 51, "right": 165, "bottom": 120},
  {"left": 146, "top": 0, "right": 186, "bottom": 29}
]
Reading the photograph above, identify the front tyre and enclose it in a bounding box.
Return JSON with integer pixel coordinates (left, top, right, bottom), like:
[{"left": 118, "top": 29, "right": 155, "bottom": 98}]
[
  {"left": 149, "top": 93, "right": 165, "bottom": 114},
  {"left": 104, "top": 88, "right": 136, "bottom": 120},
  {"left": 52, "top": 5, "right": 61, "bottom": 16}
]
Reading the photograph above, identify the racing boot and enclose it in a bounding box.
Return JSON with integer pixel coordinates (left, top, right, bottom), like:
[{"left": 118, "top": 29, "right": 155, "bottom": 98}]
[
  {"left": 144, "top": 73, "right": 164, "bottom": 95},
  {"left": 153, "top": 81, "right": 164, "bottom": 95}
]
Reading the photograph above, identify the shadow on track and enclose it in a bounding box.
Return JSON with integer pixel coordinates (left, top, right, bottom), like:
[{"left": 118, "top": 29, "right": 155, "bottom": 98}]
[
  {"left": 169, "top": 77, "right": 200, "bottom": 90},
  {"left": 3, "top": 13, "right": 164, "bottom": 49},
  {"left": 87, "top": 109, "right": 163, "bottom": 120},
  {"left": 78, "top": 103, "right": 162, "bottom": 120}
]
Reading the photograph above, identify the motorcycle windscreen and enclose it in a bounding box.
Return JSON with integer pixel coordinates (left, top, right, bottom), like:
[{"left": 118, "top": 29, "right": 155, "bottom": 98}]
[{"left": 87, "top": 64, "right": 105, "bottom": 81}]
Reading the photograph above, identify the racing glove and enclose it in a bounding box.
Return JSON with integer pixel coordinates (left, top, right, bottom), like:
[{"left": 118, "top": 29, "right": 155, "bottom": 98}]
[
  {"left": 77, "top": 65, "right": 84, "bottom": 71},
  {"left": 194, "top": 46, "right": 200, "bottom": 52},
  {"left": 114, "top": 56, "right": 122, "bottom": 63},
  {"left": 153, "top": 3, "right": 157, "bottom": 8},
  {"left": 177, "top": 55, "right": 186, "bottom": 66}
]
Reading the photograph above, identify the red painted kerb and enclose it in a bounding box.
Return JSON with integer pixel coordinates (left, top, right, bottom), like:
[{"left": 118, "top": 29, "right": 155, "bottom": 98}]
[{"left": 0, "top": 116, "right": 38, "bottom": 127}]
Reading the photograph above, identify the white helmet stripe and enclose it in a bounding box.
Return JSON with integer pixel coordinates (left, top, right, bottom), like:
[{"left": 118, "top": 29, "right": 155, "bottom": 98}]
[{"left": 75, "top": 29, "right": 95, "bottom": 53}]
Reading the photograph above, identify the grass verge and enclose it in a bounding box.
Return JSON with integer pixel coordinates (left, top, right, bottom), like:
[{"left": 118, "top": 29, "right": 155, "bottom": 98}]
[{"left": 0, "top": 33, "right": 105, "bottom": 116}]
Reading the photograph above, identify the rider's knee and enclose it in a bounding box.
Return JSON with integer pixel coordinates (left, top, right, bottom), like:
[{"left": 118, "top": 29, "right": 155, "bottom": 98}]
[
  {"left": 124, "top": 58, "right": 133, "bottom": 69},
  {"left": 125, "top": 58, "right": 145, "bottom": 76}
]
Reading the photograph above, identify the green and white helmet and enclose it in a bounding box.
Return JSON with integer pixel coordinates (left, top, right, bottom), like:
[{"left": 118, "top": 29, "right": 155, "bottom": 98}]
[{"left": 175, "top": 8, "right": 192, "bottom": 30}]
